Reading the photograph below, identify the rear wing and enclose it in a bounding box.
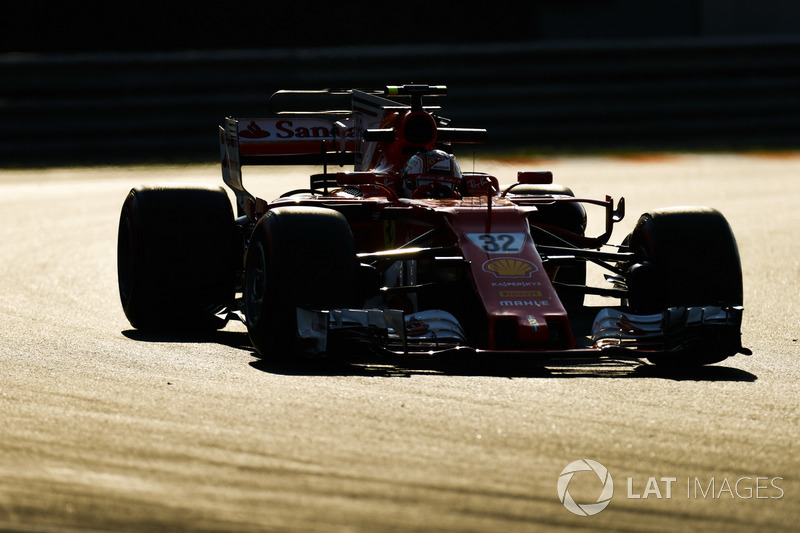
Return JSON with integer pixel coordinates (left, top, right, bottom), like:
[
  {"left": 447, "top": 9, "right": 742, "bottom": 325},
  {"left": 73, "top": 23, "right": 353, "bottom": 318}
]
[
  {"left": 219, "top": 116, "right": 358, "bottom": 215},
  {"left": 219, "top": 85, "right": 485, "bottom": 216},
  {"left": 221, "top": 117, "right": 356, "bottom": 163},
  {"left": 219, "top": 89, "right": 403, "bottom": 215}
]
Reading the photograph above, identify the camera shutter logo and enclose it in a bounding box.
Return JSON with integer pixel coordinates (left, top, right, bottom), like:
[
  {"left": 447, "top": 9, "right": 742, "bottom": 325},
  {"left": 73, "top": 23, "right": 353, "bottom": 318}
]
[{"left": 557, "top": 460, "right": 614, "bottom": 516}]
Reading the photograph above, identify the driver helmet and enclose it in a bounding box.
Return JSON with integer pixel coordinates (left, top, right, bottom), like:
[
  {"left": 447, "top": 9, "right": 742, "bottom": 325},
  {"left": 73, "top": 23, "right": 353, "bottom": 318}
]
[{"left": 401, "top": 150, "right": 462, "bottom": 199}]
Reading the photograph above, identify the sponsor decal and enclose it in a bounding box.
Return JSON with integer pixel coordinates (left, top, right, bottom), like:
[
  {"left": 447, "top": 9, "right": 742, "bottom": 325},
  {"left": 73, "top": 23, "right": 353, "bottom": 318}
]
[
  {"left": 406, "top": 317, "right": 429, "bottom": 337},
  {"left": 238, "top": 119, "right": 355, "bottom": 141},
  {"left": 482, "top": 258, "right": 538, "bottom": 278},
  {"left": 499, "top": 300, "right": 549, "bottom": 307},
  {"left": 466, "top": 175, "right": 494, "bottom": 190},
  {"left": 615, "top": 316, "right": 648, "bottom": 336},
  {"left": 491, "top": 281, "right": 542, "bottom": 288},
  {"left": 499, "top": 290, "right": 542, "bottom": 298}
]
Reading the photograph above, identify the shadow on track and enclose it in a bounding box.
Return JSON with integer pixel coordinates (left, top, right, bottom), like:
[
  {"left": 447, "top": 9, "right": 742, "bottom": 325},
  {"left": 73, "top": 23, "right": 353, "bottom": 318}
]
[
  {"left": 120, "top": 329, "right": 757, "bottom": 382},
  {"left": 250, "top": 354, "right": 758, "bottom": 382},
  {"left": 628, "top": 362, "right": 757, "bottom": 382},
  {"left": 121, "top": 329, "right": 253, "bottom": 351}
]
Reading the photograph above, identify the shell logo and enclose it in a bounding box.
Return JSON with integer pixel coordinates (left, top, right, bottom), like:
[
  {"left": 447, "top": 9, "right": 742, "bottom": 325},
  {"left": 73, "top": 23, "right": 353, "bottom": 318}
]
[{"left": 482, "top": 258, "right": 538, "bottom": 278}]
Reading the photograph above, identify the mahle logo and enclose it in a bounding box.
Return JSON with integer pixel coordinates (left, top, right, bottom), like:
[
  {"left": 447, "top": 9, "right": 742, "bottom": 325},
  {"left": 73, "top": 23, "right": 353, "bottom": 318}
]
[{"left": 558, "top": 460, "right": 614, "bottom": 516}]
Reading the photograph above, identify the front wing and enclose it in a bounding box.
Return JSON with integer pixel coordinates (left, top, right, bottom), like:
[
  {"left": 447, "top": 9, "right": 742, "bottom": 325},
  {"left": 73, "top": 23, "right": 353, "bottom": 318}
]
[{"left": 294, "top": 304, "right": 746, "bottom": 362}]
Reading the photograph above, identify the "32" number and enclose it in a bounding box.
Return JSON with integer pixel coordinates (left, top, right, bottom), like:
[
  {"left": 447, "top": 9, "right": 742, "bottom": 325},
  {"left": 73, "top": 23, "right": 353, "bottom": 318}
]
[{"left": 468, "top": 233, "right": 525, "bottom": 253}]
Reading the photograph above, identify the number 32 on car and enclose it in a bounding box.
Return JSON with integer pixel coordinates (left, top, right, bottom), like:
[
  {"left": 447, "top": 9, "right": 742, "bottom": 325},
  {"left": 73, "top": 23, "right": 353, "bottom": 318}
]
[{"left": 467, "top": 233, "right": 526, "bottom": 254}]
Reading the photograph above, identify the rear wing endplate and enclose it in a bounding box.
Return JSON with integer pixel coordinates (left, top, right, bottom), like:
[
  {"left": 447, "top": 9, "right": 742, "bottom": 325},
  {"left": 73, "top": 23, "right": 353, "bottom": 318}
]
[{"left": 219, "top": 117, "right": 356, "bottom": 215}]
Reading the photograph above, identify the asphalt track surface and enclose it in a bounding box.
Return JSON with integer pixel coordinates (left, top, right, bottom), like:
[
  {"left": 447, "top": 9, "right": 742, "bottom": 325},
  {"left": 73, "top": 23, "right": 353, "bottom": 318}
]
[{"left": 1, "top": 154, "right": 798, "bottom": 532}]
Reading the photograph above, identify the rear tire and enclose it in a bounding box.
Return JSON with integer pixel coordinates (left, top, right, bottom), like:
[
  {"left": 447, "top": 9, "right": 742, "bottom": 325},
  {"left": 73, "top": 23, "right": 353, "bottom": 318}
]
[
  {"left": 244, "top": 206, "right": 359, "bottom": 359},
  {"left": 117, "top": 185, "right": 237, "bottom": 332},
  {"left": 624, "top": 206, "right": 743, "bottom": 366}
]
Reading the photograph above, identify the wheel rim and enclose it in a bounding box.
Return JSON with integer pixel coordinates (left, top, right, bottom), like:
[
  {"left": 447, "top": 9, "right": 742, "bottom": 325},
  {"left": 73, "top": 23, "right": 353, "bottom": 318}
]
[{"left": 245, "top": 241, "right": 268, "bottom": 326}]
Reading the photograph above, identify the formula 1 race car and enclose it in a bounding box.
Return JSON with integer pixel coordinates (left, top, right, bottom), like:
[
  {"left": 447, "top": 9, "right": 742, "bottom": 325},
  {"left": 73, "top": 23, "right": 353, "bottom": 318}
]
[{"left": 117, "top": 84, "right": 748, "bottom": 367}]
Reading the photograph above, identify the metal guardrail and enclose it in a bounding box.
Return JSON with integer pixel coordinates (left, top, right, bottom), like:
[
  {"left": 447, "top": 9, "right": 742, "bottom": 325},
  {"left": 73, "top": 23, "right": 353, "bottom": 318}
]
[{"left": 3, "top": 37, "right": 800, "bottom": 166}]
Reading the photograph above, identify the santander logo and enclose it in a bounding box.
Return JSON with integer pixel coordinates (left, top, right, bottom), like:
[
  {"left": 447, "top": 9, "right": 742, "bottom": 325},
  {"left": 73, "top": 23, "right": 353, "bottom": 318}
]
[{"left": 238, "top": 119, "right": 354, "bottom": 140}]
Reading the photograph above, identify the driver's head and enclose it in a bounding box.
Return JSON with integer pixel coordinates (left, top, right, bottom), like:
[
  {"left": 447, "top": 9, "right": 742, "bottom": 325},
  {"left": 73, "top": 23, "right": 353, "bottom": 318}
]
[{"left": 401, "top": 150, "right": 462, "bottom": 199}]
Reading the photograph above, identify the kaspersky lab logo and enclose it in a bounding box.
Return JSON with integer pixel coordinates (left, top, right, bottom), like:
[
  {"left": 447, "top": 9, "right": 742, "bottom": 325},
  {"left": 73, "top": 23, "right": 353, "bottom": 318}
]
[{"left": 558, "top": 460, "right": 614, "bottom": 516}]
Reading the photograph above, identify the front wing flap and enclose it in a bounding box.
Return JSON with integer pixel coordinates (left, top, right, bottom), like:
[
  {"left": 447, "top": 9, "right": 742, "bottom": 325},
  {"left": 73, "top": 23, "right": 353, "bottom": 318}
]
[
  {"left": 590, "top": 305, "right": 745, "bottom": 356},
  {"left": 294, "top": 305, "right": 746, "bottom": 362}
]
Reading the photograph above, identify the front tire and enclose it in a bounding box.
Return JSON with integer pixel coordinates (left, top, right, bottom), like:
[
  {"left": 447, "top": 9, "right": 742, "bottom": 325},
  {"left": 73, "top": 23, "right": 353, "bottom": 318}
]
[
  {"left": 244, "top": 206, "right": 359, "bottom": 359},
  {"left": 624, "top": 206, "right": 743, "bottom": 366}
]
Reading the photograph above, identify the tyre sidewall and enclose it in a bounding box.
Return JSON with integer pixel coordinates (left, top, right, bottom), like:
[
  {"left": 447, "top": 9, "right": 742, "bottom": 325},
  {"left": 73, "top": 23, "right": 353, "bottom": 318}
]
[
  {"left": 244, "top": 206, "right": 358, "bottom": 358},
  {"left": 627, "top": 206, "right": 743, "bottom": 313},
  {"left": 117, "top": 185, "right": 237, "bottom": 331}
]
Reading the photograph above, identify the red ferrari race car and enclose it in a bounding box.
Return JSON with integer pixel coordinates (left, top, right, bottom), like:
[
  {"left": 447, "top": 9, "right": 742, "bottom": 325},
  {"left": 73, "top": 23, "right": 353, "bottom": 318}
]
[{"left": 117, "top": 84, "right": 748, "bottom": 367}]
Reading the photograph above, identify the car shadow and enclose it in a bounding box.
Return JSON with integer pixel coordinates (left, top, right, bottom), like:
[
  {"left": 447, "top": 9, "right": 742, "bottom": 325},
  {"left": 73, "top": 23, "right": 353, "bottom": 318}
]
[
  {"left": 121, "top": 329, "right": 253, "bottom": 351},
  {"left": 121, "top": 329, "right": 756, "bottom": 382},
  {"left": 250, "top": 352, "right": 758, "bottom": 382},
  {"left": 627, "top": 362, "right": 757, "bottom": 382}
]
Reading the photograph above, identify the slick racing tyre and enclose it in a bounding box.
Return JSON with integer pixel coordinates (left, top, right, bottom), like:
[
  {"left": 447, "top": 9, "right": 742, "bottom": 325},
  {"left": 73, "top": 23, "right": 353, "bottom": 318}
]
[
  {"left": 624, "top": 206, "right": 743, "bottom": 366},
  {"left": 117, "top": 184, "right": 237, "bottom": 332},
  {"left": 244, "top": 206, "right": 359, "bottom": 359}
]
